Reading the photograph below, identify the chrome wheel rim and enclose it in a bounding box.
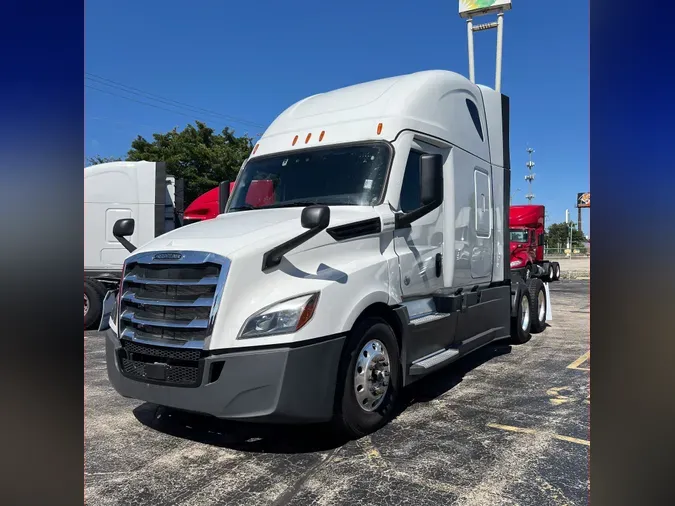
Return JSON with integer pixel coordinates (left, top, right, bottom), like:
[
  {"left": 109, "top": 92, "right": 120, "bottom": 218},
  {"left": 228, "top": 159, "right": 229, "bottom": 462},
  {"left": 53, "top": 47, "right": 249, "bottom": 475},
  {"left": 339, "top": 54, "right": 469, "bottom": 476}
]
[
  {"left": 84, "top": 294, "right": 90, "bottom": 316},
  {"left": 354, "top": 339, "right": 391, "bottom": 412},
  {"left": 521, "top": 295, "right": 530, "bottom": 331},
  {"left": 538, "top": 290, "right": 546, "bottom": 321}
]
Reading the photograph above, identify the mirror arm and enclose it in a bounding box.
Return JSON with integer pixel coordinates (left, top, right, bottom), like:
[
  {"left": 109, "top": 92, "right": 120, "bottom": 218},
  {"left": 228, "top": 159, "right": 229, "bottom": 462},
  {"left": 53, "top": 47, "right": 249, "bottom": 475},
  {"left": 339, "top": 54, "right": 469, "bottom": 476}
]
[
  {"left": 114, "top": 234, "right": 136, "bottom": 253},
  {"left": 394, "top": 199, "right": 442, "bottom": 229},
  {"left": 261, "top": 221, "right": 329, "bottom": 272}
]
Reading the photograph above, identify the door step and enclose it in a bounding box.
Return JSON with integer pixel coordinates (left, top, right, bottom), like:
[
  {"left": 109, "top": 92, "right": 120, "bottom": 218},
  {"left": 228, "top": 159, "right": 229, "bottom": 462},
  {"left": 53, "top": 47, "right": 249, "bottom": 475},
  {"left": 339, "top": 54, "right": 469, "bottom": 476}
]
[
  {"left": 409, "top": 347, "right": 460, "bottom": 375},
  {"left": 409, "top": 312, "right": 450, "bottom": 326}
]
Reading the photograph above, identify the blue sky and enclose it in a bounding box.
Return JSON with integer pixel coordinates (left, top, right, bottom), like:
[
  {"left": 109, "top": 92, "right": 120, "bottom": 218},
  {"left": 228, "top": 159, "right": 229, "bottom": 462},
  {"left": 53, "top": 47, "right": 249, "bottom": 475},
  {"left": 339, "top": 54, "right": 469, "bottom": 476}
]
[{"left": 85, "top": 0, "right": 589, "bottom": 234}]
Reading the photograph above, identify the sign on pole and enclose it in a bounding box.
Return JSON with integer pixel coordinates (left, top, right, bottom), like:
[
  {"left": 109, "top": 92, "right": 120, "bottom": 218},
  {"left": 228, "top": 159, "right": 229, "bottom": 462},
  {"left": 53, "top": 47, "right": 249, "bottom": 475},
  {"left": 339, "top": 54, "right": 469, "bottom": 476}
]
[
  {"left": 459, "top": 0, "right": 512, "bottom": 19},
  {"left": 576, "top": 192, "right": 590, "bottom": 208}
]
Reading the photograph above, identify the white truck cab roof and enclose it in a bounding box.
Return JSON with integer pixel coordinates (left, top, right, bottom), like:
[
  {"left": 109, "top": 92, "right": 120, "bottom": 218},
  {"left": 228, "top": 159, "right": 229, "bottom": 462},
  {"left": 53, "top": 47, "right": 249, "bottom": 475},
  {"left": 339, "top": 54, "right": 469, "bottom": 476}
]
[{"left": 254, "top": 70, "right": 506, "bottom": 170}]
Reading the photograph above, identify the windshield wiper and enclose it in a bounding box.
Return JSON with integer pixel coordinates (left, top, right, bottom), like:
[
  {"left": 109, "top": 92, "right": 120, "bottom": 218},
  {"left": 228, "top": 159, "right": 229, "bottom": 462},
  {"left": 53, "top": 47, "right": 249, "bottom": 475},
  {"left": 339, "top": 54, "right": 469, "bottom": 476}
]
[
  {"left": 266, "top": 201, "right": 323, "bottom": 209},
  {"left": 229, "top": 204, "right": 256, "bottom": 212}
]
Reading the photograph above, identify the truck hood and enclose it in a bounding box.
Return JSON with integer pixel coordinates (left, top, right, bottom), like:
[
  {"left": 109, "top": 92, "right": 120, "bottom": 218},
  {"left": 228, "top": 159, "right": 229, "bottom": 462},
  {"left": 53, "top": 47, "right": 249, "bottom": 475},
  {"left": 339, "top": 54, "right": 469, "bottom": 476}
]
[
  {"left": 132, "top": 206, "right": 383, "bottom": 260},
  {"left": 510, "top": 242, "right": 528, "bottom": 254}
]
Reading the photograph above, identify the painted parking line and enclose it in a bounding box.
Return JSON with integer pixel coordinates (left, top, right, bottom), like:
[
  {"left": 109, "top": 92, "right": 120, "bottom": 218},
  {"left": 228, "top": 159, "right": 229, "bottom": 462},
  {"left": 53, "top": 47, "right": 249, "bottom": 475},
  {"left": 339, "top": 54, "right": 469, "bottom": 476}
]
[
  {"left": 567, "top": 351, "right": 590, "bottom": 371},
  {"left": 487, "top": 423, "right": 590, "bottom": 447}
]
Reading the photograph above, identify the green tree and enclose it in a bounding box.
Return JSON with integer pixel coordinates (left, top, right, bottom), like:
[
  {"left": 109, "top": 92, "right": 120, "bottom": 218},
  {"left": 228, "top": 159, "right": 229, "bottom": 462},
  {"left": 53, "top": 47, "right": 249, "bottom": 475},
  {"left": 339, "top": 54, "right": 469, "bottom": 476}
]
[
  {"left": 126, "top": 121, "right": 254, "bottom": 205},
  {"left": 87, "top": 155, "right": 122, "bottom": 165},
  {"left": 547, "top": 222, "right": 586, "bottom": 249}
]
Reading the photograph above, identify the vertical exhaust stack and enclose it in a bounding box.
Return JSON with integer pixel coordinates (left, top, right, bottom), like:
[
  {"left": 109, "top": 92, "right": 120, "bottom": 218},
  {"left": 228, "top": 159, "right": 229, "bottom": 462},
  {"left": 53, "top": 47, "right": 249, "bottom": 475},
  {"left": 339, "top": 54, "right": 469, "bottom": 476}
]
[{"left": 459, "top": 0, "right": 512, "bottom": 91}]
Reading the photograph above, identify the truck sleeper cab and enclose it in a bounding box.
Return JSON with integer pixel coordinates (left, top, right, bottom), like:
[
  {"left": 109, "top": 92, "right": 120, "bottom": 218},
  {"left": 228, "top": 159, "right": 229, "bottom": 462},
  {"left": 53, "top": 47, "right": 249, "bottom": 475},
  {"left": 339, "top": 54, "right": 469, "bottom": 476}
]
[{"left": 102, "top": 70, "right": 545, "bottom": 437}]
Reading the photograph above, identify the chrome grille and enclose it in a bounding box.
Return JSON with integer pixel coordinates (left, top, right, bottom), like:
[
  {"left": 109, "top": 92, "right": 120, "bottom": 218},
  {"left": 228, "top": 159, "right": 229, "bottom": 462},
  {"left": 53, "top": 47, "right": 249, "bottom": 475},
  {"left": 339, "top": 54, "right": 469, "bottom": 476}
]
[{"left": 117, "top": 251, "right": 230, "bottom": 350}]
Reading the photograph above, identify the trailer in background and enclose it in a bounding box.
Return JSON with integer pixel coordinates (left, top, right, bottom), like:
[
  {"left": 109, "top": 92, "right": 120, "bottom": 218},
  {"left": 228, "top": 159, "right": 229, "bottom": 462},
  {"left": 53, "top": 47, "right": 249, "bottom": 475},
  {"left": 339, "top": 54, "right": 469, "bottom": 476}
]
[{"left": 84, "top": 161, "right": 184, "bottom": 328}]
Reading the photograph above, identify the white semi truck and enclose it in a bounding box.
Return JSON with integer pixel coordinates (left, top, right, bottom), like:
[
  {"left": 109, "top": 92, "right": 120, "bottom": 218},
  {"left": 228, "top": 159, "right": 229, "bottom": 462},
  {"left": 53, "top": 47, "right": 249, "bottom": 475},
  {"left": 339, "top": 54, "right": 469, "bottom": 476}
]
[
  {"left": 84, "top": 161, "right": 184, "bottom": 329},
  {"left": 100, "top": 69, "right": 551, "bottom": 437}
]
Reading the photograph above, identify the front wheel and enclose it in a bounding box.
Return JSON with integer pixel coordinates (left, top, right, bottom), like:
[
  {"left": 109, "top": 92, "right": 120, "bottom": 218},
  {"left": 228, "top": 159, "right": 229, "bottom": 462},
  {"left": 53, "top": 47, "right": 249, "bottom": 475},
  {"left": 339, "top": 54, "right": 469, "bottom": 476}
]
[{"left": 333, "top": 317, "right": 401, "bottom": 438}]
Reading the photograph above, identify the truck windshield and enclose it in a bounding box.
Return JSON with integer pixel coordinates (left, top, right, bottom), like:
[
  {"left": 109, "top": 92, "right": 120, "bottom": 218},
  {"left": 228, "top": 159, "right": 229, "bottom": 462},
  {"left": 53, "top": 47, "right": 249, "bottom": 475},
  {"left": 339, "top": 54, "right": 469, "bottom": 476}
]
[
  {"left": 510, "top": 229, "right": 529, "bottom": 243},
  {"left": 228, "top": 142, "right": 392, "bottom": 211}
]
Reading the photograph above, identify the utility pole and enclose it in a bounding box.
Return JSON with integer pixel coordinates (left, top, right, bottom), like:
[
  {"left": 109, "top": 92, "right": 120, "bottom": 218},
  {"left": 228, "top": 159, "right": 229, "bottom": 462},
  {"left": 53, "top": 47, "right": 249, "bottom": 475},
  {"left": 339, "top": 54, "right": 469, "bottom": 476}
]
[
  {"left": 525, "top": 147, "right": 535, "bottom": 203},
  {"left": 565, "top": 209, "right": 571, "bottom": 256},
  {"left": 460, "top": 1, "right": 512, "bottom": 91}
]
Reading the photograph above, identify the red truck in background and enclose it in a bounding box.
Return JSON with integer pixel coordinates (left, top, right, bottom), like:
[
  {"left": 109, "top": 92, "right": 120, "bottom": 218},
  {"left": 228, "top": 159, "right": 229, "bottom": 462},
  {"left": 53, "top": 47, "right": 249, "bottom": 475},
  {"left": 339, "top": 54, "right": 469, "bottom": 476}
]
[
  {"left": 182, "top": 185, "right": 224, "bottom": 224},
  {"left": 183, "top": 180, "right": 275, "bottom": 224},
  {"left": 509, "top": 204, "right": 561, "bottom": 282}
]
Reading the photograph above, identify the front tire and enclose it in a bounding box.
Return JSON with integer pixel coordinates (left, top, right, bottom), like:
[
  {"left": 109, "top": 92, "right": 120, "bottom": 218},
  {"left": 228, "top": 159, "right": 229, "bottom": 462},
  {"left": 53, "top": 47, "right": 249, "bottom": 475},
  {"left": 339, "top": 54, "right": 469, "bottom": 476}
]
[{"left": 333, "top": 317, "right": 401, "bottom": 438}]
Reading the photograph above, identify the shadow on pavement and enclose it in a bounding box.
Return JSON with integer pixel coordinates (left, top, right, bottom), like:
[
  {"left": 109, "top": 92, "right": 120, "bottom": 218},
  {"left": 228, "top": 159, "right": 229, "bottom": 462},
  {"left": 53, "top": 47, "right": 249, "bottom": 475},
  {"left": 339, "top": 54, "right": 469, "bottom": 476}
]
[{"left": 133, "top": 341, "right": 513, "bottom": 454}]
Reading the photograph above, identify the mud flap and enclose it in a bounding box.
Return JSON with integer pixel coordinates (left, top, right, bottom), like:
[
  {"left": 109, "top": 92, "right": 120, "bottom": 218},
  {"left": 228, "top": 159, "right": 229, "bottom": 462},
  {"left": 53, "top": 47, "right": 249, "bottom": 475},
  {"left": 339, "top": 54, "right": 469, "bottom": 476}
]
[
  {"left": 98, "top": 290, "right": 118, "bottom": 332},
  {"left": 544, "top": 282, "right": 553, "bottom": 321}
]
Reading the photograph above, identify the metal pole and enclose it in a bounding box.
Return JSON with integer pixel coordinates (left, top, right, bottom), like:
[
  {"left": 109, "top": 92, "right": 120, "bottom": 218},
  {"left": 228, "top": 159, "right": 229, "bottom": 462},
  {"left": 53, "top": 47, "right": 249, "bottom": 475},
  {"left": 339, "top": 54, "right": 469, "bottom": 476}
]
[
  {"left": 467, "top": 18, "right": 475, "bottom": 83},
  {"left": 495, "top": 11, "right": 504, "bottom": 92}
]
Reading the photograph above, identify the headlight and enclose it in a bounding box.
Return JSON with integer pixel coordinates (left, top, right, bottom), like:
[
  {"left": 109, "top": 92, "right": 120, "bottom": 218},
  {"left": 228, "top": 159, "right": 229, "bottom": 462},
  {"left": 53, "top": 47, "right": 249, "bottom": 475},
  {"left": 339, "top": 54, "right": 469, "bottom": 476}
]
[
  {"left": 510, "top": 259, "right": 523, "bottom": 268},
  {"left": 238, "top": 292, "right": 319, "bottom": 339}
]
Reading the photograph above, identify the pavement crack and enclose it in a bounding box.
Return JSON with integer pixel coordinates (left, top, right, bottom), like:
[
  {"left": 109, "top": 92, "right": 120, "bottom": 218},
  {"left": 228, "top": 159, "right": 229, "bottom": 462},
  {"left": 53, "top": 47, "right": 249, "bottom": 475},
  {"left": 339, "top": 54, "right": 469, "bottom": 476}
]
[{"left": 270, "top": 447, "right": 342, "bottom": 506}]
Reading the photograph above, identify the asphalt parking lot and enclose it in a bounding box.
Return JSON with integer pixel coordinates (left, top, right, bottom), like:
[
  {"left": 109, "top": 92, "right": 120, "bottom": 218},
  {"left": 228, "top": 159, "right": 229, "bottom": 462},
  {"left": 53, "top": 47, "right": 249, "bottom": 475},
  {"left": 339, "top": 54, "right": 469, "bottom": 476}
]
[{"left": 85, "top": 280, "right": 590, "bottom": 506}]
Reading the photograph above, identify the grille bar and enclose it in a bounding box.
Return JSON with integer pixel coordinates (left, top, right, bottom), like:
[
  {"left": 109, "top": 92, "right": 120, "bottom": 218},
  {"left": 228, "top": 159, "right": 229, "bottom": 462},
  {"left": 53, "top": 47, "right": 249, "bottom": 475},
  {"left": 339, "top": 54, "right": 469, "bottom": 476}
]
[
  {"left": 124, "top": 274, "right": 219, "bottom": 286},
  {"left": 121, "top": 310, "right": 210, "bottom": 329},
  {"left": 121, "top": 291, "right": 214, "bottom": 307},
  {"left": 121, "top": 328, "right": 206, "bottom": 349}
]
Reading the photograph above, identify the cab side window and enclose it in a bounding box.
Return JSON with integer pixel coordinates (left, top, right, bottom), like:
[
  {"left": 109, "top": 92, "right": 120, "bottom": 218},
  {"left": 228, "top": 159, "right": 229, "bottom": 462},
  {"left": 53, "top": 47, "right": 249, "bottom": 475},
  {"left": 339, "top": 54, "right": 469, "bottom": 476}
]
[{"left": 399, "top": 150, "right": 422, "bottom": 212}]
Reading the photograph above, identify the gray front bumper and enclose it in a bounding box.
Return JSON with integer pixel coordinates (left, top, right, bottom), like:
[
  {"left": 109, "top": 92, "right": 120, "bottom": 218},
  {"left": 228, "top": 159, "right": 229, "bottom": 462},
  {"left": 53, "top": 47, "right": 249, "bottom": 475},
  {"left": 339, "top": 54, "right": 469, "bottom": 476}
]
[{"left": 105, "top": 330, "right": 346, "bottom": 423}]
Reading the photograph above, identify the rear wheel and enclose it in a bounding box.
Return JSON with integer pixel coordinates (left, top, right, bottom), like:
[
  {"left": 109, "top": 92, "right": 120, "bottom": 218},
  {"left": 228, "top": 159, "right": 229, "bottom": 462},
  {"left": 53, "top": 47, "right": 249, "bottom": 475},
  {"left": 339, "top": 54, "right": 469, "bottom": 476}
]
[
  {"left": 333, "top": 317, "right": 401, "bottom": 439},
  {"left": 511, "top": 290, "right": 532, "bottom": 344},
  {"left": 552, "top": 262, "right": 561, "bottom": 281},
  {"left": 527, "top": 278, "right": 547, "bottom": 333},
  {"left": 545, "top": 264, "right": 554, "bottom": 281},
  {"left": 84, "top": 280, "right": 104, "bottom": 329}
]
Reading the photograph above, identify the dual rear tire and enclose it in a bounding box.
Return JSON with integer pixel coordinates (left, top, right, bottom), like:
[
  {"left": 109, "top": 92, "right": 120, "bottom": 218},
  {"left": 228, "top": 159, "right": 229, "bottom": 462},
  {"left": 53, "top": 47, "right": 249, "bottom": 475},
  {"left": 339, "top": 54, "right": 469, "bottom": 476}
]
[
  {"left": 84, "top": 279, "right": 107, "bottom": 330},
  {"left": 527, "top": 278, "right": 548, "bottom": 333},
  {"left": 511, "top": 289, "right": 532, "bottom": 345},
  {"left": 552, "top": 262, "right": 561, "bottom": 281}
]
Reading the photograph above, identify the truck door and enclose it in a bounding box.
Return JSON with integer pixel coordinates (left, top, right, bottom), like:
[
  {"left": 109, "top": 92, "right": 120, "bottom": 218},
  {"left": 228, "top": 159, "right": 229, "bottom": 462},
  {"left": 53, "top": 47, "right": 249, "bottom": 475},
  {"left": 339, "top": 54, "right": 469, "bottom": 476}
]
[
  {"left": 471, "top": 167, "right": 494, "bottom": 280},
  {"left": 394, "top": 140, "right": 447, "bottom": 298}
]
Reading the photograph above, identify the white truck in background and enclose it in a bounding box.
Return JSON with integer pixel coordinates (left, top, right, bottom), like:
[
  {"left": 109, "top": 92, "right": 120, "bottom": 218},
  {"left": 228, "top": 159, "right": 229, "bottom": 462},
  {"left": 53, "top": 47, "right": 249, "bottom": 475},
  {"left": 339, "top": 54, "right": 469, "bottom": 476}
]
[
  {"left": 99, "top": 69, "right": 552, "bottom": 437},
  {"left": 84, "top": 161, "right": 184, "bottom": 328}
]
